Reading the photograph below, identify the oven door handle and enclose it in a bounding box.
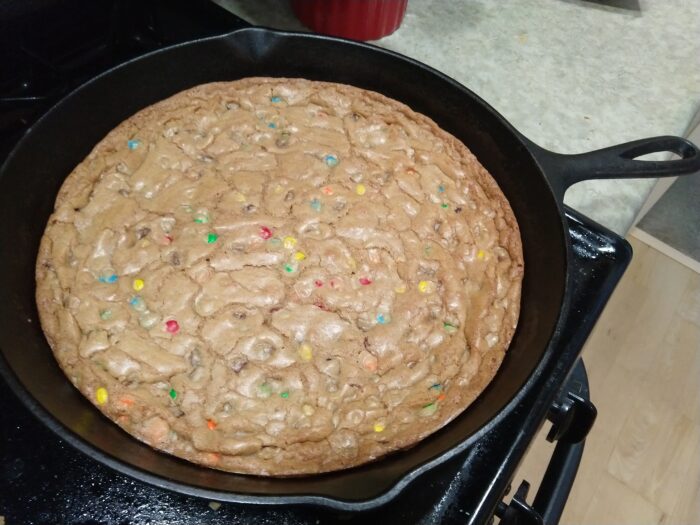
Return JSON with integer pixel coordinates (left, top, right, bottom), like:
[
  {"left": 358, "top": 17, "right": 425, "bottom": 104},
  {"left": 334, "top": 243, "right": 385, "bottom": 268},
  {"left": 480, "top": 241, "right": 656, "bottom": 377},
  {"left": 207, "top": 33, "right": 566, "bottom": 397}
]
[
  {"left": 498, "top": 360, "right": 594, "bottom": 525},
  {"left": 532, "top": 438, "right": 586, "bottom": 524}
]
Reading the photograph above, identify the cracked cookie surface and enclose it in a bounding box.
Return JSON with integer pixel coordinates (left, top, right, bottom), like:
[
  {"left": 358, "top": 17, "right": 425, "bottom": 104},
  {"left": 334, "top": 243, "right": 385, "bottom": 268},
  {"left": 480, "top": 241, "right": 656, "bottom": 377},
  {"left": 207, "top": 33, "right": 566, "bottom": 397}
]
[{"left": 35, "top": 78, "right": 523, "bottom": 475}]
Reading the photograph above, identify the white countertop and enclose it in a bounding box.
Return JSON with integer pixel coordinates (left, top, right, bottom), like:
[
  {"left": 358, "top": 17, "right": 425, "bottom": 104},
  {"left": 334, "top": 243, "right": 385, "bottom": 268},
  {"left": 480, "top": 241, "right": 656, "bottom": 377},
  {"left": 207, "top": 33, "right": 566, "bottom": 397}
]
[{"left": 215, "top": 0, "right": 700, "bottom": 235}]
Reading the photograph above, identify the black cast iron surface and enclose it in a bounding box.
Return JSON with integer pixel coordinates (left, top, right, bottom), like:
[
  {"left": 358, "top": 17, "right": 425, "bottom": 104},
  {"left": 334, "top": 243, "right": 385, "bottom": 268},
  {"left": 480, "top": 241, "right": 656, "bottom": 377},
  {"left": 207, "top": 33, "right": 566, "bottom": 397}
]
[{"left": 0, "top": 208, "right": 631, "bottom": 525}]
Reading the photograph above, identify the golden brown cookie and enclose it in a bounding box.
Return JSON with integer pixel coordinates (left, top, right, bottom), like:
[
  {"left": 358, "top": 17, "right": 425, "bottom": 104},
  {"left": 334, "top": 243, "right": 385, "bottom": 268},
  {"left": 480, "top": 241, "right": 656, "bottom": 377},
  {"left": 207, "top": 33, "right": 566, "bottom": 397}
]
[{"left": 35, "top": 78, "right": 523, "bottom": 475}]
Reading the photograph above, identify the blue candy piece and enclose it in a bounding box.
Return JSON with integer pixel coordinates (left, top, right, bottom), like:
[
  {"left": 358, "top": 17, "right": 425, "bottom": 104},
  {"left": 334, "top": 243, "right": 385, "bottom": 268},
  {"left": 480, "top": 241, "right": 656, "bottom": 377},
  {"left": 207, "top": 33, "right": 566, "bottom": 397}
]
[
  {"left": 438, "top": 184, "right": 445, "bottom": 193},
  {"left": 271, "top": 96, "right": 282, "bottom": 103},
  {"left": 267, "top": 122, "right": 277, "bottom": 129},
  {"left": 98, "top": 273, "right": 118, "bottom": 284},
  {"left": 310, "top": 198, "right": 322, "bottom": 212},
  {"left": 127, "top": 139, "right": 140, "bottom": 150},
  {"left": 376, "top": 313, "right": 388, "bottom": 324},
  {"left": 324, "top": 154, "right": 338, "bottom": 167}
]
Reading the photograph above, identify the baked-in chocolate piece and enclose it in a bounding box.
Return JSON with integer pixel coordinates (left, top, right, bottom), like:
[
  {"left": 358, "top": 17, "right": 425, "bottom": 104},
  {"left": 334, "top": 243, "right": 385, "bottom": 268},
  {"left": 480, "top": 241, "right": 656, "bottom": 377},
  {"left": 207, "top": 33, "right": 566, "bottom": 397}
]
[{"left": 36, "top": 78, "right": 523, "bottom": 475}]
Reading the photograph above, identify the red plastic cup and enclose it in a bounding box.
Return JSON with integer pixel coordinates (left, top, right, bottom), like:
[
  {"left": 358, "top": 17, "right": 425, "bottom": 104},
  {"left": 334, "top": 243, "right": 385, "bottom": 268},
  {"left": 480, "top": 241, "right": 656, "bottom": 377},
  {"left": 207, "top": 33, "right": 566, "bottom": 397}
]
[{"left": 291, "top": 0, "right": 408, "bottom": 41}]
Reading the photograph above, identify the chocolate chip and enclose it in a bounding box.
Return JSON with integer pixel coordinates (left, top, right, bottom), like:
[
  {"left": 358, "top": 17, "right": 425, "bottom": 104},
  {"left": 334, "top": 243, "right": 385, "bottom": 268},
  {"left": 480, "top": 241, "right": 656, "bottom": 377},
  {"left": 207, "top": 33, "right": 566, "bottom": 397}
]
[
  {"left": 455, "top": 207, "right": 462, "bottom": 213},
  {"left": 118, "top": 189, "right": 130, "bottom": 197},
  {"left": 275, "top": 132, "right": 291, "bottom": 148},
  {"left": 233, "top": 311, "right": 247, "bottom": 320},
  {"left": 136, "top": 227, "right": 151, "bottom": 239},
  {"left": 284, "top": 190, "right": 295, "bottom": 202},
  {"left": 169, "top": 252, "right": 181, "bottom": 266},
  {"left": 230, "top": 356, "right": 248, "bottom": 373},
  {"left": 433, "top": 221, "right": 442, "bottom": 232},
  {"left": 351, "top": 112, "right": 361, "bottom": 121},
  {"left": 244, "top": 203, "right": 257, "bottom": 213},
  {"left": 363, "top": 337, "right": 370, "bottom": 350}
]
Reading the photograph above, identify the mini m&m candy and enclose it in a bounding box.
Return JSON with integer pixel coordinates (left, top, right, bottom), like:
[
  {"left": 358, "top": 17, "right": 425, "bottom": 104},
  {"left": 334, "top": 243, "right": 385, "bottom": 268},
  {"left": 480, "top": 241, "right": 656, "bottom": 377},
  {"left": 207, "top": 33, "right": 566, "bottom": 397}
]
[
  {"left": 310, "top": 198, "right": 322, "bottom": 212},
  {"left": 97, "top": 270, "right": 118, "bottom": 284},
  {"left": 165, "top": 319, "right": 180, "bottom": 334},
  {"left": 324, "top": 154, "right": 338, "bottom": 167},
  {"left": 95, "top": 387, "right": 108, "bottom": 405},
  {"left": 355, "top": 184, "right": 366, "bottom": 196},
  {"left": 259, "top": 226, "right": 273, "bottom": 239},
  {"left": 373, "top": 422, "right": 385, "bottom": 433},
  {"left": 299, "top": 343, "right": 313, "bottom": 361},
  {"left": 132, "top": 278, "right": 144, "bottom": 291}
]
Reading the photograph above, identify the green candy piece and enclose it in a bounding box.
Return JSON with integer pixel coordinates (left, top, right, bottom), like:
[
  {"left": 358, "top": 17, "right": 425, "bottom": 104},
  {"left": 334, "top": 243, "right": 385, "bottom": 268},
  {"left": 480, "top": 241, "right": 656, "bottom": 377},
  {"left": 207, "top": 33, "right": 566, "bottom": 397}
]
[
  {"left": 280, "top": 391, "right": 289, "bottom": 399},
  {"left": 420, "top": 402, "right": 438, "bottom": 417},
  {"left": 169, "top": 388, "right": 177, "bottom": 400},
  {"left": 259, "top": 383, "right": 272, "bottom": 398}
]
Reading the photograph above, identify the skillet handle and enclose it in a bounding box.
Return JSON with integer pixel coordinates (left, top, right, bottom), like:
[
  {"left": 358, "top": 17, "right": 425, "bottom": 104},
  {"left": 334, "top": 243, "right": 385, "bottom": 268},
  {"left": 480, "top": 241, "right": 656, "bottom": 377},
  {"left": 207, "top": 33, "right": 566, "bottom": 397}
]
[{"left": 529, "top": 136, "right": 700, "bottom": 202}]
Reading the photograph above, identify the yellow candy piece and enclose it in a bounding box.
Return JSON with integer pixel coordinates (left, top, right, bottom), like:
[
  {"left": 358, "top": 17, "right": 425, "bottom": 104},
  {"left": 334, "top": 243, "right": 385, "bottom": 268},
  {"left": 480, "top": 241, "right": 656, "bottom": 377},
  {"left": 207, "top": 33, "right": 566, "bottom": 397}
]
[
  {"left": 418, "top": 280, "right": 431, "bottom": 293},
  {"left": 234, "top": 192, "right": 246, "bottom": 202},
  {"left": 477, "top": 249, "right": 485, "bottom": 259},
  {"left": 347, "top": 257, "right": 356, "bottom": 270},
  {"left": 95, "top": 387, "right": 108, "bottom": 405},
  {"left": 302, "top": 404, "right": 315, "bottom": 416},
  {"left": 275, "top": 185, "right": 283, "bottom": 194},
  {"left": 132, "top": 278, "right": 144, "bottom": 291},
  {"left": 355, "top": 183, "right": 366, "bottom": 196},
  {"left": 299, "top": 343, "right": 313, "bottom": 361},
  {"left": 293, "top": 251, "right": 306, "bottom": 261},
  {"left": 373, "top": 422, "right": 385, "bottom": 433},
  {"left": 394, "top": 284, "right": 406, "bottom": 294},
  {"left": 283, "top": 236, "right": 297, "bottom": 249}
]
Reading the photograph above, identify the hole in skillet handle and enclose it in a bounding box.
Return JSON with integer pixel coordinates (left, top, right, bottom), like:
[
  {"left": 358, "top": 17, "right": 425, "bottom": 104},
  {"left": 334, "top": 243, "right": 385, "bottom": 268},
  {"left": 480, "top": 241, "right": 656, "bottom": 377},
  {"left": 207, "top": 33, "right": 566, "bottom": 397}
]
[{"left": 524, "top": 135, "right": 700, "bottom": 202}]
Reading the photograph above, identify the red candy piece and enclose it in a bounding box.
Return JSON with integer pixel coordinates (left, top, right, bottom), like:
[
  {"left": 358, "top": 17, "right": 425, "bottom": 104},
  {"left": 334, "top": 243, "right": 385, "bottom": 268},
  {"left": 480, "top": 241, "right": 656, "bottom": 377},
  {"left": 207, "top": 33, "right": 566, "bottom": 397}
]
[
  {"left": 359, "top": 277, "right": 372, "bottom": 285},
  {"left": 314, "top": 280, "right": 323, "bottom": 287},
  {"left": 313, "top": 298, "right": 329, "bottom": 311},
  {"left": 165, "top": 320, "right": 179, "bottom": 333},
  {"left": 259, "top": 226, "right": 273, "bottom": 239},
  {"left": 163, "top": 235, "right": 173, "bottom": 244}
]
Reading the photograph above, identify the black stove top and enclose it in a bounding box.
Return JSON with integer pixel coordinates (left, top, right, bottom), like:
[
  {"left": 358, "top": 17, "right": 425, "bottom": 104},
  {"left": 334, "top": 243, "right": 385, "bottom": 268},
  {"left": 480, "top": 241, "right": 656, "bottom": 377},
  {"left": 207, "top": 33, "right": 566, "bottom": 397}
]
[{"left": 0, "top": 2, "right": 632, "bottom": 524}]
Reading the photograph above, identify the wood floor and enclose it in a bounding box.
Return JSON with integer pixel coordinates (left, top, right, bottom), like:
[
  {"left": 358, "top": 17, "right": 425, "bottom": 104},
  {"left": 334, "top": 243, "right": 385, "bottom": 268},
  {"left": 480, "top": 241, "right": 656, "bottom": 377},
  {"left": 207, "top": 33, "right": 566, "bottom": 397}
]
[{"left": 513, "top": 235, "right": 700, "bottom": 525}]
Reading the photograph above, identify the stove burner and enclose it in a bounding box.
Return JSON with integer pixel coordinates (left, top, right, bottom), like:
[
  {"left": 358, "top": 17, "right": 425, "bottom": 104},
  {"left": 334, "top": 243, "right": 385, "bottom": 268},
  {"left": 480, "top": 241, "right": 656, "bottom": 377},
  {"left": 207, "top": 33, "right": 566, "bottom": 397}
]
[{"left": 0, "top": 2, "right": 632, "bottom": 523}]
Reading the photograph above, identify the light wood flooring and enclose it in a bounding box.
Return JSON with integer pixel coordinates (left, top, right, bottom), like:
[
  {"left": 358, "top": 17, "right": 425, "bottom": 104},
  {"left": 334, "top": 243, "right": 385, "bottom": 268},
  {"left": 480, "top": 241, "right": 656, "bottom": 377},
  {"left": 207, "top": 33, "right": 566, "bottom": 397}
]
[{"left": 512, "top": 235, "right": 700, "bottom": 525}]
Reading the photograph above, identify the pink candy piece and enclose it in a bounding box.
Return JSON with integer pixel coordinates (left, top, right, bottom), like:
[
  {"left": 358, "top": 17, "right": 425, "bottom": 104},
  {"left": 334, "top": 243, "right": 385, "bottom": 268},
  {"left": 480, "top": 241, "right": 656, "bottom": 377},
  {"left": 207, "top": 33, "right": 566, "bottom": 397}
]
[
  {"left": 165, "top": 320, "right": 179, "bottom": 333},
  {"left": 359, "top": 277, "right": 372, "bottom": 285},
  {"left": 259, "top": 226, "right": 273, "bottom": 239},
  {"left": 314, "top": 280, "right": 323, "bottom": 287}
]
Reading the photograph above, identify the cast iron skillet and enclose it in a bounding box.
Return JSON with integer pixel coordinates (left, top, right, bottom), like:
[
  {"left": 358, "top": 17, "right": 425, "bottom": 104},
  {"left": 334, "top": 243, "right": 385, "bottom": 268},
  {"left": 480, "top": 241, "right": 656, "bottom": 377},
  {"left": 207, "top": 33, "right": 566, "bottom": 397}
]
[{"left": 0, "top": 28, "right": 698, "bottom": 510}]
